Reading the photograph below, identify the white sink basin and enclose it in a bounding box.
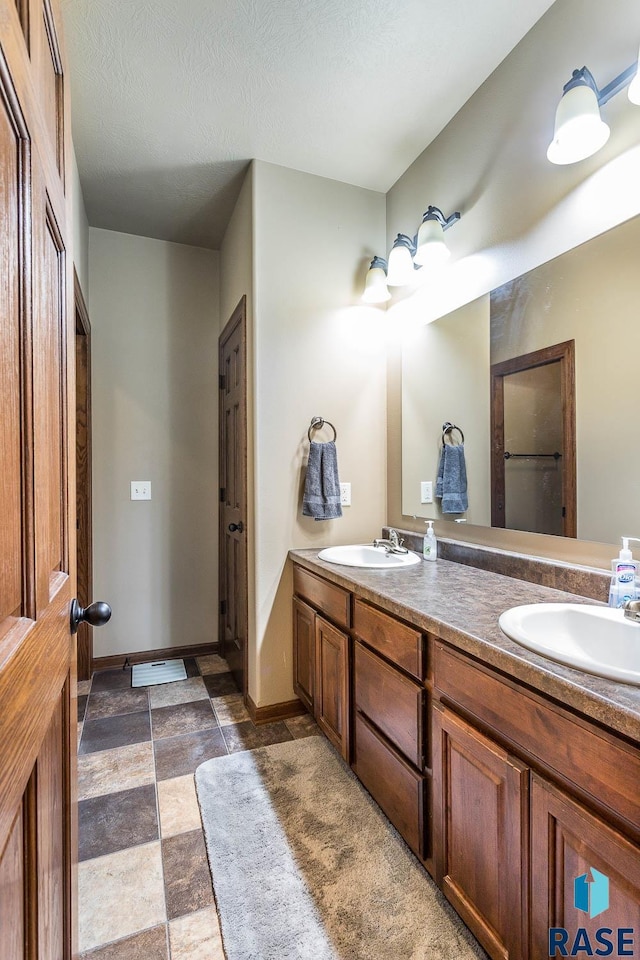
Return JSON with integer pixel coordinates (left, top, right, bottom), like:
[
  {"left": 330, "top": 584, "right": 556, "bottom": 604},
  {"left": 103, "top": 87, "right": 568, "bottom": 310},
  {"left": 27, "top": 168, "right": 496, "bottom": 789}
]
[
  {"left": 498, "top": 603, "right": 640, "bottom": 686},
  {"left": 317, "top": 544, "right": 421, "bottom": 569}
]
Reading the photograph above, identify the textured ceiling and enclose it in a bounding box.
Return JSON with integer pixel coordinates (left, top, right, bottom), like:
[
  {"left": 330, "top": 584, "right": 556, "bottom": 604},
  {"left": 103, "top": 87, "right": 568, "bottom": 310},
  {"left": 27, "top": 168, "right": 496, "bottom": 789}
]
[{"left": 62, "top": 0, "right": 557, "bottom": 249}]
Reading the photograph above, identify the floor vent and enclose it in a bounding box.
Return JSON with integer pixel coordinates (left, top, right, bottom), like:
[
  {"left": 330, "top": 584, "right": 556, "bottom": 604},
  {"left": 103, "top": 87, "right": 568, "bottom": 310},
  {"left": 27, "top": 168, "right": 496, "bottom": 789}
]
[{"left": 131, "top": 659, "right": 187, "bottom": 688}]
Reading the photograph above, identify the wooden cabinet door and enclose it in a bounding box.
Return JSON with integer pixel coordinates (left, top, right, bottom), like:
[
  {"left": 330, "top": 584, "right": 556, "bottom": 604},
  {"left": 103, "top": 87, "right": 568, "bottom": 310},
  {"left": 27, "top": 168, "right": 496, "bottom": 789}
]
[
  {"left": 293, "top": 597, "right": 315, "bottom": 713},
  {"left": 531, "top": 774, "right": 640, "bottom": 958},
  {"left": 432, "top": 704, "right": 529, "bottom": 960},
  {"left": 0, "top": 1, "right": 76, "bottom": 958},
  {"left": 315, "top": 616, "right": 349, "bottom": 761}
]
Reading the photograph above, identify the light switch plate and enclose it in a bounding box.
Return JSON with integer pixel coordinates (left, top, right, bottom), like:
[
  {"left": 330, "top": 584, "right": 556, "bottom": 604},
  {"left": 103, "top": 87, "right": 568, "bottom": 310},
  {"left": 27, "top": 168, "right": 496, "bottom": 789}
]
[
  {"left": 340, "top": 482, "right": 351, "bottom": 506},
  {"left": 131, "top": 480, "right": 151, "bottom": 501},
  {"left": 420, "top": 481, "right": 433, "bottom": 504}
]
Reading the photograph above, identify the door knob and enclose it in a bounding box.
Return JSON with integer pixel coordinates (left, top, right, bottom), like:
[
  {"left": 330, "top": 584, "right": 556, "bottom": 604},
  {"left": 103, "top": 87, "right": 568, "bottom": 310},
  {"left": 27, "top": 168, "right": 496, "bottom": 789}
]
[
  {"left": 70, "top": 599, "right": 112, "bottom": 635},
  {"left": 228, "top": 521, "right": 244, "bottom": 533}
]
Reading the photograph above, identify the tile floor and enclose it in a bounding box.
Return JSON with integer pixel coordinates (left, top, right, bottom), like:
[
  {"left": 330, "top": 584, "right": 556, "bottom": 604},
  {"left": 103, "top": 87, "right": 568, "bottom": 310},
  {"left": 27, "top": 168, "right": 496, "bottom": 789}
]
[{"left": 77, "top": 653, "right": 319, "bottom": 959}]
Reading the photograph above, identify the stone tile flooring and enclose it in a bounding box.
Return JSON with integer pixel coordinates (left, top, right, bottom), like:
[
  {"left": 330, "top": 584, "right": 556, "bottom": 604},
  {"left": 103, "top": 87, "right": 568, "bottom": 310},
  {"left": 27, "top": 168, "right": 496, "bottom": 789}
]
[{"left": 77, "top": 654, "right": 319, "bottom": 958}]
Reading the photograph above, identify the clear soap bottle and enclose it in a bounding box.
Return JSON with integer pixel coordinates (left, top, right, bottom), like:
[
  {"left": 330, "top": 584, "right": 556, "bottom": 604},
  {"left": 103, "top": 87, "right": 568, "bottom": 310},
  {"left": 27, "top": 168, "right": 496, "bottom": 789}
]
[{"left": 423, "top": 520, "right": 437, "bottom": 562}]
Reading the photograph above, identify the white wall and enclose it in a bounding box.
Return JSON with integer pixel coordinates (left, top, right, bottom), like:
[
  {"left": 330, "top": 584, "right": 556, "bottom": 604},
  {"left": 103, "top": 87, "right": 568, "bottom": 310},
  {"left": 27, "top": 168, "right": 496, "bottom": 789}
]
[
  {"left": 250, "top": 160, "right": 386, "bottom": 706},
  {"left": 71, "top": 143, "right": 89, "bottom": 298},
  {"left": 387, "top": 0, "right": 640, "bottom": 567},
  {"left": 89, "top": 228, "right": 220, "bottom": 658}
]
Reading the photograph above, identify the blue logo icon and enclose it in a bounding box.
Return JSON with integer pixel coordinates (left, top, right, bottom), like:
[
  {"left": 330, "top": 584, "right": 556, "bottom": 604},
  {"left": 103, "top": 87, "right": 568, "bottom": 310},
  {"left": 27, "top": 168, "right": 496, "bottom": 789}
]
[{"left": 574, "top": 868, "right": 609, "bottom": 919}]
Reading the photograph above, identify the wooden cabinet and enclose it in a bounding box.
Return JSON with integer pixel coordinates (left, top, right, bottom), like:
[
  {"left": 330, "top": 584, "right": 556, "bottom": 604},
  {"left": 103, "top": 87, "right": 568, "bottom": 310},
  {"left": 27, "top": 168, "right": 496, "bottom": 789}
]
[
  {"left": 291, "top": 578, "right": 350, "bottom": 761},
  {"left": 292, "top": 559, "right": 640, "bottom": 960},
  {"left": 530, "top": 774, "right": 640, "bottom": 957},
  {"left": 315, "top": 615, "right": 349, "bottom": 760},
  {"left": 432, "top": 703, "right": 528, "bottom": 960},
  {"left": 292, "top": 597, "right": 315, "bottom": 713}
]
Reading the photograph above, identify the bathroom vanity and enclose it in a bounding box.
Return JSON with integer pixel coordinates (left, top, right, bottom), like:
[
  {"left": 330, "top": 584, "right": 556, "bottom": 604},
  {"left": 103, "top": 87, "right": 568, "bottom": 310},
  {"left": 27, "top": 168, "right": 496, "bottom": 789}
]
[{"left": 289, "top": 548, "right": 640, "bottom": 960}]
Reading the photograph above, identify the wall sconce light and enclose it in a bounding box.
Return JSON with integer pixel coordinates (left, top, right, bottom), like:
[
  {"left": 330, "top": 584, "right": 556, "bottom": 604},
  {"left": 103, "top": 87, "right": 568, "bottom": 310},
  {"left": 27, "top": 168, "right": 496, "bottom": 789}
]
[
  {"left": 362, "top": 256, "right": 391, "bottom": 304},
  {"left": 362, "top": 205, "right": 460, "bottom": 302},
  {"left": 414, "top": 206, "right": 461, "bottom": 266},
  {"left": 387, "top": 234, "right": 417, "bottom": 286},
  {"left": 547, "top": 56, "right": 639, "bottom": 165}
]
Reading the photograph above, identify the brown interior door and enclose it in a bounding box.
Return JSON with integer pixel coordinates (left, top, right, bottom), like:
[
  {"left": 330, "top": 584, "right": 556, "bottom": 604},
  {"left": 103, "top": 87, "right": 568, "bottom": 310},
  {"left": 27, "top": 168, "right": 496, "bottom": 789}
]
[
  {"left": 75, "top": 275, "right": 93, "bottom": 682},
  {"left": 219, "top": 297, "right": 248, "bottom": 697},
  {"left": 0, "top": 1, "right": 77, "bottom": 957}
]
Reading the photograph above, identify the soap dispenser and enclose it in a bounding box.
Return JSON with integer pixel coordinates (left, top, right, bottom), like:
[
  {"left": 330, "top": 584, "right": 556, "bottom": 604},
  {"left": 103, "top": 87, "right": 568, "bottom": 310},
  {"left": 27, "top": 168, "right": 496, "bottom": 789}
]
[
  {"left": 608, "top": 537, "right": 640, "bottom": 608},
  {"left": 423, "top": 521, "right": 437, "bottom": 562}
]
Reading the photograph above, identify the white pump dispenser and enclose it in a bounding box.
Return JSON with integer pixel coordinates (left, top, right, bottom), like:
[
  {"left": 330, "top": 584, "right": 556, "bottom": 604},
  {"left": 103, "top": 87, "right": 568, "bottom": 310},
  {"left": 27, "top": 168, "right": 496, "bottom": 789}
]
[
  {"left": 423, "top": 521, "right": 437, "bottom": 562},
  {"left": 608, "top": 536, "right": 640, "bottom": 607}
]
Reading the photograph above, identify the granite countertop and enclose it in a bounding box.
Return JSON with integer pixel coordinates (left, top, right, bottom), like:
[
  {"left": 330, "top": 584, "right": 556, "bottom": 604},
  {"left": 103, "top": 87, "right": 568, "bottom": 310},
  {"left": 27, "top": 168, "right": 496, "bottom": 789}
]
[{"left": 289, "top": 548, "right": 640, "bottom": 743}]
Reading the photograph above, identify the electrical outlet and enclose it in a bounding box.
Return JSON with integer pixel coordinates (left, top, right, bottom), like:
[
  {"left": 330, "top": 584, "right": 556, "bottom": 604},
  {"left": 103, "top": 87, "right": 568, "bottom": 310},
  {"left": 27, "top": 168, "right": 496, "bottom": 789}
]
[
  {"left": 420, "top": 481, "right": 433, "bottom": 504},
  {"left": 340, "top": 482, "right": 351, "bottom": 506},
  {"left": 131, "top": 480, "right": 151, "bottom": 501}
]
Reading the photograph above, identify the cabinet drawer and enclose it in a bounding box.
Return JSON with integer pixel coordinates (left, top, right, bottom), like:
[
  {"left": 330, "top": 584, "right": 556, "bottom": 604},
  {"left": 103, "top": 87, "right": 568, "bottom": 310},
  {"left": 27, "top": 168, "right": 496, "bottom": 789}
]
[
  {"left": 354, "top": 599, "right": 424, "bottom": 680},
  {"left": 293, "top": 565, "right": 350, "bottom": 629},
  {"left": 434, "top": 642, "right": 640, "bottom": 832},
  {"left": 355, "top": 641, "right": 424, "bottom": 769},
  {"left": 354, "top": 713, "right": 426, "bottom": 860}
]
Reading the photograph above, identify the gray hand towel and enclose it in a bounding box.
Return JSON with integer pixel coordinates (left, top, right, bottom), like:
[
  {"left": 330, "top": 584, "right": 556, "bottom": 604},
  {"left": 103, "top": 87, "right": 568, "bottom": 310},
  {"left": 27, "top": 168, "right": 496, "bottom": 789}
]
[
  {"left": 302, "top": 440, "right": 343, "bottom": 521},
  {"left": 436, "top": 446, "right": 446, "bottom": 499},
  {"left": 438, "top": 443, "right": 468, "bottom": 514}
]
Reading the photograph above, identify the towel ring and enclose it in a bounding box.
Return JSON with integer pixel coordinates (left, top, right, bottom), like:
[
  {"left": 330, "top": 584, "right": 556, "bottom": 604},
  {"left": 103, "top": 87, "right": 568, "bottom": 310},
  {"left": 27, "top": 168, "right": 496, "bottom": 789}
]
[
  {"left": 442, "top": 421, "right": 464, "bottom": 445},
  {"left": 308, "top": 416, "right": 337, "bottom": 443}
]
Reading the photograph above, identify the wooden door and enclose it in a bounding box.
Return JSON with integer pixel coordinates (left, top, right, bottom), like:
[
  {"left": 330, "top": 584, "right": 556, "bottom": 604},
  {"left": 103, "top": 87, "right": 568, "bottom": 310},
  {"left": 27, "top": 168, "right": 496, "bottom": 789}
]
[
  {"left": 292, "top": 596, "right": 315, "bottom": 714},
  {"left": 491, "top": 340, "right": 576, "bottom": 537},
  {"left": 315, "top": 615, "right": 349, "bottom": 760},
  {"left": 75, "top": 274, "right": 92, "bottom": 682},
  {"left": 0, "top": 1, "right": 77, "bottom": 957},
  {"left": 432, "top": 704, "right": 529, "bottom": 960},
  {"left": 219, "top": 297, "right": 248, "bottom": 696},
  {"left": 531, "top": 774, "right": 640, "bottom": 958}
]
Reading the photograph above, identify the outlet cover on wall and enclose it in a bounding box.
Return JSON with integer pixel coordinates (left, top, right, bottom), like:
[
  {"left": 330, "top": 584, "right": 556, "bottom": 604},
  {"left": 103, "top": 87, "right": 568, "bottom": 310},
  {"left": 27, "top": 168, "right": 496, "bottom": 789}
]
[
  {"left": 420, "top": 481, "right": 433, "bottom": 504},
  {"left": 340, "top": 482, "right": 351, "bottom": 506},
  {"left": 131, "top": 480, "right": 151, "bottom": 500}
]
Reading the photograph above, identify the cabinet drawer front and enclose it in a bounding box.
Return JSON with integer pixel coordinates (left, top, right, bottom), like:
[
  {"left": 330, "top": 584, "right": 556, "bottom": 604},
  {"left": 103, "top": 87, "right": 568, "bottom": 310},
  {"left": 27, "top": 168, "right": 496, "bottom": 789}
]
[
  {"left": 355, "top": 641, "right": 424, "bottom": 768},
  {"left": 354, "top": 713, "right": 426, "bottom": 860},
  {"left": 293, "top": 565, "right": 350, "bottom": 629},
  {"left": 435, "top": 642, "right": 640, "bottom": 832},
  {"left": 354, "top": 599, "right": 424, "bottom": 680}
]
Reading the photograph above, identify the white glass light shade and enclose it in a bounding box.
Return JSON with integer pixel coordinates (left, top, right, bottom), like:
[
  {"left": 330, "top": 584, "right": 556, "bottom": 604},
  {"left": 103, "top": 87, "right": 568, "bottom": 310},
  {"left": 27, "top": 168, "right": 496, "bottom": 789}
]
[
  {"left": 386, "top": 242, "right": 415, "bottom": 286},
  {"left": 628, "top": 49, "right": 640, "bottom": 104},
  {"left": 547, "top": 83, "right": 610, "bottom": 164},
  {"left": 414, "top": 217, "right": 450, "bottom": 267},
  {"left": 362, "top": 264, "right": 390, "bottom": 303}
]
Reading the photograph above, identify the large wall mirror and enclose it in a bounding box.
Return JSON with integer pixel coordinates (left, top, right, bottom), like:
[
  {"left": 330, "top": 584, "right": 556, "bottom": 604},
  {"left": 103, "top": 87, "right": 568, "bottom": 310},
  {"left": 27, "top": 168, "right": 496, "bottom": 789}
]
[{"left": 401, "top": 214, "right": 639, "bottom": 547}]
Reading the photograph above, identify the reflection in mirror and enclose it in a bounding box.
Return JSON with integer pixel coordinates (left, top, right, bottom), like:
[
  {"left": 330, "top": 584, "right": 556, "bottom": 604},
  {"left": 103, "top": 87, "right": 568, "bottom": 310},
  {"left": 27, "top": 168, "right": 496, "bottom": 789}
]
[{"left": 401, "top": 214, "right": 640, "bottom": 546}]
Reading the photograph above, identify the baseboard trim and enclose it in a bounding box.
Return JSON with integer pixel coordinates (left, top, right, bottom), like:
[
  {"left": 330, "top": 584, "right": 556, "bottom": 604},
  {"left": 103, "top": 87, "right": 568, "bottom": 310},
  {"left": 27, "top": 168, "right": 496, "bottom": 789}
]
[
  {"left": 92, "top": 642, "right": 220, "bottom": 673},
  {"left": 246, "top": 695, "right": 306, "bottom": 726}
]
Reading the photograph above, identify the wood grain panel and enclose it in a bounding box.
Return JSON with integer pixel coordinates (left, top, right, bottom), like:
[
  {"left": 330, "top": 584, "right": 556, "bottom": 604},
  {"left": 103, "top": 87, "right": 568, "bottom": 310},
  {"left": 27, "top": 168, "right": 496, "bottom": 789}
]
[
  {"left": 432, "top": 704, "right": 528, "bottom": 960},
  {"left": 0, "top": 79, "right": 23, "bottom": 629},
  {"left": 354, "top": 640, "right": 424, "bottom": 768},
  {"left": 353, "top": 599, "right": 424, "bottom": 680},
  {"left": 37, "top": 697, "right": 65, "bottom": 960},
  {"left": 315, "top": 615, "right": 349, "bottom": 760},
  {"left": 292, "top": 596, "right": 315, "bottom": 713},
  {"left": 434, "top": 642, "right": 640, "bottom": 834},
  {"left": 33, "top": 198, "right": 66, "bottom": 612},
  {"left": 38, "top": 1, "right": 64, "bottom": 177},
  {"left": 0, "top": 808, "right": 24, "bottom": 959},
  {"left": 353, "top": 712, "right": 426, "bottom": 859},
  {"left": 530, "top": 774, "right": 640, "bottom": 957},
  {"left": 293, "top": 566, "right": 351, "bottom": 629}
]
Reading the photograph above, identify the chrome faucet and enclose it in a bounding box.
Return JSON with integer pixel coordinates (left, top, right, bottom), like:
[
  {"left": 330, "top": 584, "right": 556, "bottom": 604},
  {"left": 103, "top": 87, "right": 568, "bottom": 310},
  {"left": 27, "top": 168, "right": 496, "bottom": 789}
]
[
  {"left": 623, "top": 599, "right": 640, "bottom": 623},
  {"left": 373, "top": 529, "right": 409, "bottom": 555}
]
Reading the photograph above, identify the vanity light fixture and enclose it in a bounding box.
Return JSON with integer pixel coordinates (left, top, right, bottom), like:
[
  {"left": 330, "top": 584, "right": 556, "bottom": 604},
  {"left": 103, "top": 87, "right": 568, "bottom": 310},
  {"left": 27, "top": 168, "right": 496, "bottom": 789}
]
[
  {"left": 362, "top": 256, "right": 391, "bottom": 304},
  {"left": 414, "top": 206, "right": 461, "bottom": 266},
  {"left": 547, "top": 58, "right": 639, "bottom": 165},
  {"left": 361, "top": 205, "right": 461, "bottom": 301}
]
